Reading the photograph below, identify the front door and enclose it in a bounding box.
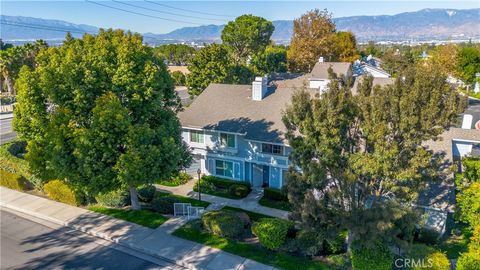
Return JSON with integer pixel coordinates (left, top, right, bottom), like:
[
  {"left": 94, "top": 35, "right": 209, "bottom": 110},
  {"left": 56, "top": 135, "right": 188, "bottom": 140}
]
[
  {"left": 262, "top": 165, "right": 270, "bottom": 187},
  {"left": 252, "top": 164, "right": 263, "bottom": 187}
]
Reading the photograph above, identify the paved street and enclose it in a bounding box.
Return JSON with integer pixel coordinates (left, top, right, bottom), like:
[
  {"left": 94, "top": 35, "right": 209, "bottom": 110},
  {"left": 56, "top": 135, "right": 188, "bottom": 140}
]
[
  {"left": 0, "top": 115, "right": 16, "bottom": 145},
  {"left": 0, "top": 209, "right": 179, "bottom": 270}
]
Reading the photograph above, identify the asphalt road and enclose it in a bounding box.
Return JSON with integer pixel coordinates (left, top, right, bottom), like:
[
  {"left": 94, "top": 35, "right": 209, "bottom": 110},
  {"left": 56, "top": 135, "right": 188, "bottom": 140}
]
[
  {"left": 0, "top": 116, "right": 16, "bottom": 145},
  {"left": 0, "top": 209, "right": 181, "bottom": 270}
]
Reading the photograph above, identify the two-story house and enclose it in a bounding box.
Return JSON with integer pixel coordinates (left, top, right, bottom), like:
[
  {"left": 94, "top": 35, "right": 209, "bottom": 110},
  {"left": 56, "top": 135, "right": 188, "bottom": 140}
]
[{"left": 179, "top": 60, "right": 377, "bottom": 189}]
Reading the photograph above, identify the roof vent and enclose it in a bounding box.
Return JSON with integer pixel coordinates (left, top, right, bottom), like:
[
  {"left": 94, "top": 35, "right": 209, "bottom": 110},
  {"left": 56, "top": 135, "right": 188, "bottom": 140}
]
[
  {"left": 462, "top": 114, "right": 473, "bottom": 129},
  {"left": 252, "top": 76, "right": 268, "bottom": 101},
  {"left": 319, "top": 56, "right": 324, "bottom": 63}
]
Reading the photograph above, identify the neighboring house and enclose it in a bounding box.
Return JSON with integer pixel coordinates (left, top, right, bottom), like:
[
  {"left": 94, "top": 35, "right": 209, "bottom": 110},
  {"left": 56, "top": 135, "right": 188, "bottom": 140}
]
[
  {"left": 352, "top": 54, "right": 391, "bottom": 79},
  {"left": 351, "top": 75, "right": 395, "bottom": 95},
  {"left": 168, "top": 66, "right": 190, "bottom": 75},
  {"left": 308, "top": 57, "right": 352, "bottom": 93}
]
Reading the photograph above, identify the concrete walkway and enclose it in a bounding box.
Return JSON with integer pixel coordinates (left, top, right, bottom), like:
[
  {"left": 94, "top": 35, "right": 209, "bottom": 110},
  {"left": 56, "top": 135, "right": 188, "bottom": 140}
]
[
  {"left": 155, "top": 180, "right": 289, "bottom": 220},
  {"left": 0, "top": 187, "right": 276, "bottom": 270}
]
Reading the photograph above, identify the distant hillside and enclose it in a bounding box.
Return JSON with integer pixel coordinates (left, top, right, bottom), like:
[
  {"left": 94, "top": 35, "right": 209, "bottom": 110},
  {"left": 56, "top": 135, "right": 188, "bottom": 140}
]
[
  {"left": 1, "top": 8, "right": 479, "bottom": 45},
  {"left": 1, "top": 15, "right": 98, "bottom": 43}
]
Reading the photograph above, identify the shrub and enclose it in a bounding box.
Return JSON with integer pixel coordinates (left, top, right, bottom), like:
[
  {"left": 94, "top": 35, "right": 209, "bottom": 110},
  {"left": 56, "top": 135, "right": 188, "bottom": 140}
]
[
  {"left": 296, "top": 230, "right": 324, "bottom": 256},
  {"left": 263, "top": 187, "right": 288, "bottom": 201},
  {"left": 412, "top": 251, "right": 450, "bottom": 270},
  {"left": 138, "top": 185, "right": 156, "bottom": 203},
  {"left": 158, "top": 172, "right": 191, "bottom": 186},
  {"left": 151, "top": 196, "right": 181, "bottom": 214},
  {"left": 228, "top": 184, "right": 249, "bottom": 198},
  {"left": 350, "top": 242, "right": 393, "bottom": 270},
  {"left": 325, "top": 230, "right": 347, "bottom": 254},
  {"left": 201, "top": 175, "right": 251, "bottom": 190},
  {"left": 171, "top": 70, "right": 186, "bottom": 86},
  {"left": 0, "top": 170, "right": 27, "bottom": 191},
  {"left": 194, "top": 180, "right": 216, "bottom": 193},
  {"left": 201, "top": 210, "right": 244, "bottom": 238},
  {"left": 252, "top": 218, "right": 293, "bottom": 250},
  {"left": 95, "top": 189, "right": 130, "bottom": 207},
  {"left": 463, "top": 157, "right": 480, "bottom": 182},
  {"left": 457, "top": 182, "right": 480, "bottom": 229},
  {"left": 43, "top": 180, "right": 79, "bottom": 206},
  {"left": 235, "top": 212, "right": 251, "bottom": 228},
  {"left": 7, "top": 140, "right": 27, "bottom": 158},
  {"left": 0, "top": 140, "right": 43, "bottom": 189},
  {"left": 417, "top": 227, "right": 441, "bottom": 245},
  {"left": 457, "top": 251, "right": 480, "bottom": 270}
]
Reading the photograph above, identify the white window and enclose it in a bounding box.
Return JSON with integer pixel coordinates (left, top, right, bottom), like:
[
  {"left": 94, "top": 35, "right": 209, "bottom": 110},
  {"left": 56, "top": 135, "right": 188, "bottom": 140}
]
[
  {"left": 220, "top": 133, "right": 235, "bottom": 148},
  {"left": 215, "top": 160, "right": 234, "bottom": 178},
  {"left": 262, "top": 143, "right": 283, "bottom": 155},
  {"left": 190, "top": 130, "right": 204, "bottom": 143}
]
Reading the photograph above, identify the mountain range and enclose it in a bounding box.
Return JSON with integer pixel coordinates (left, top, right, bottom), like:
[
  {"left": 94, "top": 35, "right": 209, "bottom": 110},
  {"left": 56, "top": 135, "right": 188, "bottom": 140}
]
[{"left": 1, "top": 8, "right": 479, "bottom": 45}]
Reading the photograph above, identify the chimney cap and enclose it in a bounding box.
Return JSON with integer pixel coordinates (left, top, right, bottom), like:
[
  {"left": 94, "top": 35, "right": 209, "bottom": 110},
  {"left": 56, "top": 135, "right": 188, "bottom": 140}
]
[{"left": 319, "top": 56, "right": 324, "bottom": 63}]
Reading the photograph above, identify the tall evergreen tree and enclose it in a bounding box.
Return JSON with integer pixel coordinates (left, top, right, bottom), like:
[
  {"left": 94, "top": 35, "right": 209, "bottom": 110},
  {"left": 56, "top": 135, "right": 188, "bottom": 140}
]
[
  {"left": 14, "top": 30, "right": 188, "bottom": 209},
  {"left": 283, "top": 64, "right": 466, "bottom": 249}
]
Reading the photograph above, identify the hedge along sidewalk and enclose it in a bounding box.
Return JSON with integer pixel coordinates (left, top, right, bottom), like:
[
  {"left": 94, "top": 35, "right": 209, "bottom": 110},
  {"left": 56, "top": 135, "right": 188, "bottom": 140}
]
[
  {"left": 155, "top": 180, "right": 290, "bottom": 220},
  {"left": 0, "top": 187, "right": 277, "bottom": 270}
]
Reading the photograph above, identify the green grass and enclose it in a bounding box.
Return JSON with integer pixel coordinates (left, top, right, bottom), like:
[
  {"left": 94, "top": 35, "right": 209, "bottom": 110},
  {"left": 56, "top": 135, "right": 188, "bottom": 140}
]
[
  {"left": 173, "top": 221, "right": 332, "bottom": 270},
  {"left": 156, "top": 191, "right": 210, "bottom": 208},
  {"left": 222, "top": 206, "right": 275, "bottom": 222},
  {"left": 258, "top": 197, "right": 292, "bottom": 211},
  {"left": 88, "top": 206, "right": 168, "bottom": 229}
]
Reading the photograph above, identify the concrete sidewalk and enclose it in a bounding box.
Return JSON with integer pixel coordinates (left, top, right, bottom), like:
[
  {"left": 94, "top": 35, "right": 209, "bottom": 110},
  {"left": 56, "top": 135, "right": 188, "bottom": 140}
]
[
  {"left": 0, "top": 187, "right": 276, "bottom": 270},
  {"left": 156, "top": 180, "right": 289, "bottom": 220}
]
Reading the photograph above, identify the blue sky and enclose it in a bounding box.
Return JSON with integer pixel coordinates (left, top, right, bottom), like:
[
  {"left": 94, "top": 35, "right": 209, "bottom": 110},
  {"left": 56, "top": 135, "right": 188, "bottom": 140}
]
[{"left": 1, "top": 1, "right": 479, "bottom": 34}]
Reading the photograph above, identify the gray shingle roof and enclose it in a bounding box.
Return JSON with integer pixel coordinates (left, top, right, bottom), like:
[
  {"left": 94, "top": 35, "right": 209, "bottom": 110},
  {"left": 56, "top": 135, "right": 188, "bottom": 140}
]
[
  {"left": 178, "top": 83, "right": 300, "bottom": 143},
  {"left": 309, "top": 62, "right": 351, "bottom": 79},
  {"left": 351, "top": 76, "right": 395, "bottom": 95}
]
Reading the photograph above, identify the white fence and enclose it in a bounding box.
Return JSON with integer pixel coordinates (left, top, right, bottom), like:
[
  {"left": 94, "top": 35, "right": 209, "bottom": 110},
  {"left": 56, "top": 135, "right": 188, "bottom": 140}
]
[{"left": 173, "top": 203, "right": 205, "bottom": 220}]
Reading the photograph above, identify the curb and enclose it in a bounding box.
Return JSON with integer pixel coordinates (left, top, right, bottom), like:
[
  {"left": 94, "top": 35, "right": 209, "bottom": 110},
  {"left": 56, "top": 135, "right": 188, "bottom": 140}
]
[{"left": 0, "top": 201, "right": 185, "bottom": 269}]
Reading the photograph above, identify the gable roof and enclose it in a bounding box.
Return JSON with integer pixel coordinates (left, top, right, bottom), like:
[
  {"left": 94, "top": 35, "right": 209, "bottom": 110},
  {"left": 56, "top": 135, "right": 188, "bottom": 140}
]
[
  {"left": 351, "top": 76, "right": 395, "bottom": 95},
  {"left": 309, "top": 62, "right": 351, "bottom": 79},
  {"left": 178, "top": 82, "right": 303, "bottom": 143}
]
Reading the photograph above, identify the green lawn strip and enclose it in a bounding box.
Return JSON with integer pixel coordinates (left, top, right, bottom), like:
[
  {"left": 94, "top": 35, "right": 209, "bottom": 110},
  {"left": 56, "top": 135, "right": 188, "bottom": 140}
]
[
  {"left": 156, "top": 191, "right": 210, "bottom": 208},
  {"left": 258, "top": 197, "right": 292, "bottom": 211},
  {"left": 436, "top": 234, "right": 469, "bottom": 259},
  {"left": 222, "top": 206, "right": 275, "bottom": 222},
  {"left": 173, "top": 222, "right": 332, "bottom": 270},
  {"left": 88, "top": 206, "right": 168, "bottom": 229},
  {"left": 193, "top": 183, "right": 245, "bottom": 199}
]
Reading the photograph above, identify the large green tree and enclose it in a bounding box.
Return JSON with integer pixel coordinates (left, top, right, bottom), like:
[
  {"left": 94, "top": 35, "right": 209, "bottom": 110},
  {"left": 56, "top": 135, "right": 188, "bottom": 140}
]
[
  {"left": 283, "top": 64, "right": 466, "bottom": 249},
  {"left": 457, "top": 46, "right": 480, "bottom": 84},
  {"left": 14, "top": 30, "right": 187, "bottom": 209},
  {"left": 154, "top": 44, "right": 196, "bottom": 66},
  {"left": 251, "top": 45, "right": 288, "bottom": 75},
  {"left": 287, "top": 9, "right": 336, "bottom": 72},
  {"left": 333, "top": 31, "right": 359, "bottom": 62},
  {"left": 221, "top": 14, "right": 274, "bottom": 62}
]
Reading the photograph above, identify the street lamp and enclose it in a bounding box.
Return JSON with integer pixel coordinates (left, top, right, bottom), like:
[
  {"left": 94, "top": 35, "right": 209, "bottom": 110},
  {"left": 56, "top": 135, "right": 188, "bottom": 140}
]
[{"left": 197, "top": 168, "right": 202, "bottom": 201}]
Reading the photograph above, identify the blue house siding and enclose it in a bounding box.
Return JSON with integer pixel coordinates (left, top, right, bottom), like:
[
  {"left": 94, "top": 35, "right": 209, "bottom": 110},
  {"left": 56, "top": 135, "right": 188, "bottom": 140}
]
[{"left": 183, "top": 127, "right": 290, "bottom": 187}]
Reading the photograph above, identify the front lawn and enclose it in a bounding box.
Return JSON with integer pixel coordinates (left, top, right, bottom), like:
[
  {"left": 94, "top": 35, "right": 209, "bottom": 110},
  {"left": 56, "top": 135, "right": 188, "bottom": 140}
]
[
  {"left": 89, "top": 206, "right": 168, "bottom": 229},
  {"left": 156, "top": 191, "right": 210, "bottom": 208},
  {"left": 173, "top": 221, "right": 332, "bottom": 270},
  {"left": 259, "top": 197, "right": 292, "bottom": 211}
]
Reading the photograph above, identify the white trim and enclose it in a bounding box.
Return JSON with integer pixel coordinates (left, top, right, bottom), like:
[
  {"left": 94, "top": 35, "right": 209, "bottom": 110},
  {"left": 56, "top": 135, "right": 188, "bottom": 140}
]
[
  {"left": 452, "top": 138, "right": 480, "bottom": 144},
  {"left": 244, "top": 138, "right": 290, "bottom": 147},
  {"left": 182, "top": 126, "right": 246, "bottom": 136},
  {"left": 219, "top": 132, "right": 237, "bottom": 149}
]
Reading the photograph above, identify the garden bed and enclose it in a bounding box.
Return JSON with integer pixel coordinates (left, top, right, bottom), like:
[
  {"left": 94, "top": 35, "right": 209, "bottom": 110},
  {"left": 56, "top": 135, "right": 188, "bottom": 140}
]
[
  {"left": 193, "top": 175, "right": 251, "bottom": 199},
  {"left": 88, "top": 206, "right": 168, "bottom": 229},
  {"left": 173, "top": 220, "right": 332, "bottom": 270},
  {"left": 156, "top": 191, "right": 210, "bottom": 208},
  {"left": 156, "top": 172, "right": 192, "bottom": 186},
  {"left": 258, "top": 187, "right": 292, "bottom": 211}
]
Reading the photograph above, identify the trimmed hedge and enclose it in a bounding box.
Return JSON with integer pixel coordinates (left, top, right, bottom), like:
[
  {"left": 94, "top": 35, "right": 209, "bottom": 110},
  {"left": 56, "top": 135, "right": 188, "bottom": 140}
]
[
  {"left": 201, "top": 210, "right": 244, "bottom": 238},
  {"left": 457, "top": 251, "right": 480, "bottom": 270},
  {"left": 138, "top": 185, "right": 156, "bottom": 203},
  {"left": 0, "top": 140, "right": 42, "bottom": 189},
  {"left": 0, "top": 170, "right": 27, "bottom": 191},
  {"left": 264, "top": 187, "right": 288, "bottom": 201},
  {"left": 151, "top": 196, "right": 181, "bottom": 214},
  {"left": 95, "top": 189, "right": 130, "bottom": 208},
  {"left": 43, "top": 180, "right": 79, "bottom": 206},
  {"left": 412, "top": 251, "right": 450, "bottom": 270},
  {"left": 350, "top": 242, "right": 393, "bottom": 270},
  {"left": 193, "top": 175, "right": 251, "bottom": 199},
  {"left": 252, "top": 218, "right": 293, "bottom": 250}
]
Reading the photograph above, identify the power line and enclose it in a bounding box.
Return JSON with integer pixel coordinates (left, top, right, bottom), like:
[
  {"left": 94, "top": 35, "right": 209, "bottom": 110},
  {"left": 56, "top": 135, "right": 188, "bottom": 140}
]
[
  {"left": 144, "top": 0, "right": 234, "bottom": 18},
  {"left": 85, "top": 0, "right": 201, "bottom": 25},
  {"left": 112, "top": 0, "right": 224, "bottom": 22},
  {"left": 0, "top": 21, "right": 96, "bottom": 34}
]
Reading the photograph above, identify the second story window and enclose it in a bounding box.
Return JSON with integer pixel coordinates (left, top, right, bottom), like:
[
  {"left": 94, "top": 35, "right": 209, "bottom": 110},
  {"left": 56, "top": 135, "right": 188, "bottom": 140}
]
[
  {"left": 220, "top": 133, "right": 235, "bottom": 148},
  {"left": 262, "top": 143, "right": 283, "bottom": 155},
  {"left": 190, "top": 130, "right": 204, "bottom": 143}
]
